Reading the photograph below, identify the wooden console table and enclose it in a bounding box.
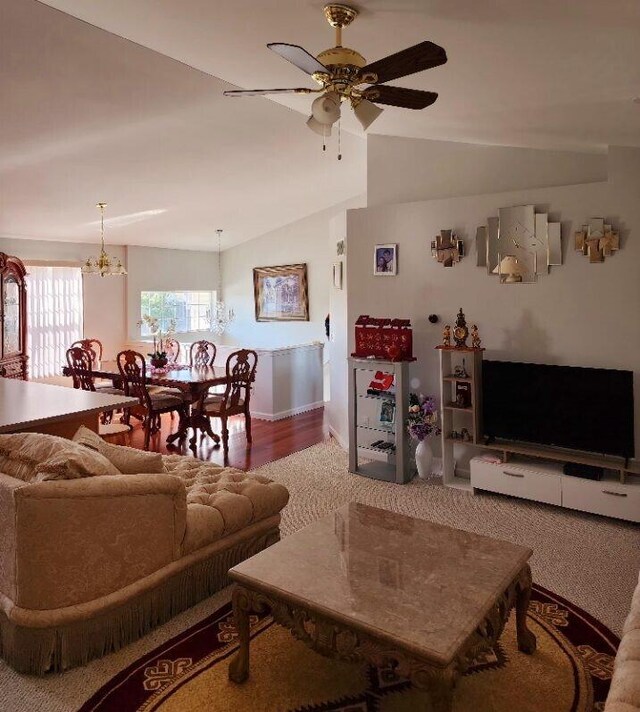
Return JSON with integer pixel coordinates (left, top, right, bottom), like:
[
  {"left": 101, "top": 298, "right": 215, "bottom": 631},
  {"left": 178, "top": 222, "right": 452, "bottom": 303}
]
[{"left": 0, "top": 380, "right": 136, "bottom": 439}]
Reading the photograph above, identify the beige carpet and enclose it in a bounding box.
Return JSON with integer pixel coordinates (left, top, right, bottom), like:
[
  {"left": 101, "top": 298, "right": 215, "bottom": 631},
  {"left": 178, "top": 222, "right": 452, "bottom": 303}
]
[{"left": 0, "top": 441, "right": 638, "bottom": 712}]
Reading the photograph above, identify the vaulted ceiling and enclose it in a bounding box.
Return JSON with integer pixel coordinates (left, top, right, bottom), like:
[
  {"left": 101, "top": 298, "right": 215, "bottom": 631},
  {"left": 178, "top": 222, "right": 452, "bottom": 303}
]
[{"left": 2, "top": 0, "right": 640, "bottom": 249}]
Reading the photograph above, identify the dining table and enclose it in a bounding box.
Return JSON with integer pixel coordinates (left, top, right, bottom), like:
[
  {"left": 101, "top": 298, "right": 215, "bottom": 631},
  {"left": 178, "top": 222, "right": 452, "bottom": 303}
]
[{"left": 62, "top": 360, "right": 235, "bottom": 448}]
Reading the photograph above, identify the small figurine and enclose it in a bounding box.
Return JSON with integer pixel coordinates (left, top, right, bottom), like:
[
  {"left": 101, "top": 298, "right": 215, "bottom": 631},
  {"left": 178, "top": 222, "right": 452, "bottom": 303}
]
[
  {"left": 442, "top": 324, "right": 451, "bottom": 347},
  {"left": 471, "top": 324, "right": 482, "bottom": 349},
  {"left": 453, "top": 358, "right": 469, "bottom": 378}
]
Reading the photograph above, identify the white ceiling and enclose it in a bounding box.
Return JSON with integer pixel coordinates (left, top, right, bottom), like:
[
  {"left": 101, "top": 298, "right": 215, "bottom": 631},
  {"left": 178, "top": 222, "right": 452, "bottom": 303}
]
[
  {"left": 0, "top": 0, "right": 365, "bottom": 250},
  {"left": 38, "top": 0, "right": 640, "bottom": 150},
  {"left": 3, "top": 0, "right": 640, "bottom": 250}
]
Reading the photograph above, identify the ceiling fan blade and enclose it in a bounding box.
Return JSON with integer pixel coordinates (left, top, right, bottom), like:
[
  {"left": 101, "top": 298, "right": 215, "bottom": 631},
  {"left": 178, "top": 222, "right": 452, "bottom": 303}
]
[
  {"left": 224, "top": 88, "right": 313, "bottom": 97},
  {"left": 361, "top": 41, "right": 447, "bottom": 84},
  {"left": 267, "top": 43, "right": 328, "bottom": 76},
  {"left": 364, "top": 85, "right": 438, "bottom": 110}
]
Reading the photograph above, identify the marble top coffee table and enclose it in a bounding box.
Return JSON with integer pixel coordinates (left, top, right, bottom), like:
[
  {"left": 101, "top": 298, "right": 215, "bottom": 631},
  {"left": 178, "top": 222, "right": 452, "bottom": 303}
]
[{"left": 228, "top": 502, "right": 536, "bottom": 711}]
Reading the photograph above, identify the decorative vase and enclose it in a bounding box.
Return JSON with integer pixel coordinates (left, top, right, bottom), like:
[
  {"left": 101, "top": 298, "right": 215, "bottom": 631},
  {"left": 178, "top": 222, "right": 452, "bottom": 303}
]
[
  {"left": 150, "top": 356, "right": 168, "bottom": 369},
  {"left": 415, "top": 438, "right": 434, "bottom": 479}
]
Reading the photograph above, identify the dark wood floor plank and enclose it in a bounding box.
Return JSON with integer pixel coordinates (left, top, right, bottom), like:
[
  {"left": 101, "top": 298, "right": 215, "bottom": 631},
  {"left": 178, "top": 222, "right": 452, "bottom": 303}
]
[{"left": 104, "top": 407, "right": 328, "bottom": 470}]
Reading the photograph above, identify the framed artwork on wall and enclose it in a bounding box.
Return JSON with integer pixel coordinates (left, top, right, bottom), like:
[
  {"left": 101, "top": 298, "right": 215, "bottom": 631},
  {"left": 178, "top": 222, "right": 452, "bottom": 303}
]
[
  {"left": 253, "top": 263, "right": 309, "bottom": 322},
  {"left": 373, "top": 243, "right": 397, "bottom": 276}
]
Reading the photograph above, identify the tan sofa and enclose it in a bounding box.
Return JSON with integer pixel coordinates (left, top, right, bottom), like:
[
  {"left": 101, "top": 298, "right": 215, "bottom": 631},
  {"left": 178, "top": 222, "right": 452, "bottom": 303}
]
[
  {"left": 0, "top": 441, "right": 289, "bottom": 675},
  {"left": 606, "top": 571, "right": 640, "bottom": 710}
]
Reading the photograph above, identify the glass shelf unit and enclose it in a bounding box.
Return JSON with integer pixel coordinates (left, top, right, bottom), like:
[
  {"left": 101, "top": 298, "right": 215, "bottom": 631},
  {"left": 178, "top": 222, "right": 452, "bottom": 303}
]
[{"left": 348, "top": 357, "right": 411, "bottom": 484}]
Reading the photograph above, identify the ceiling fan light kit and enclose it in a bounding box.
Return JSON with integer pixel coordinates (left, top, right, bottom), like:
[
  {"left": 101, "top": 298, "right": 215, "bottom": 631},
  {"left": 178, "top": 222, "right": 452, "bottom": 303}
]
[
  {"left": 224, "top": 3, "right": 447, "bottom": 158},
  {"left": 311, "top": 91, "right": 341, "bottom": 125}
]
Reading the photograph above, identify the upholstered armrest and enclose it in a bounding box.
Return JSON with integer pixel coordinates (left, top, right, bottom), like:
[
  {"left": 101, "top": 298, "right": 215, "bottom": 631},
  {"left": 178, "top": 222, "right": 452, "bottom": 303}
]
[
  {"left": 11, "top": 474, "right": 187, "bottom": 611},
  {"left": 0, "top": 474, "right": 28, "bottom": 604}
]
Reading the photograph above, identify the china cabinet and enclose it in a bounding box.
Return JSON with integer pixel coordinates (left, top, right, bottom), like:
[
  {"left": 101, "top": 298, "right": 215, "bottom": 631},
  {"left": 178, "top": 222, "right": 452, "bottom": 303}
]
[{"left": 0, "top": 253, "right": 28, "bottom": 379}]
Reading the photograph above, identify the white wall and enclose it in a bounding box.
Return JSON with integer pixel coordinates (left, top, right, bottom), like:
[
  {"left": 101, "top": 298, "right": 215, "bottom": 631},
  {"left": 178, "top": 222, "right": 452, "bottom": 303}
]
[
  {"left": 0, "top": 237, "right": 126, "bottom": 359},
  {"left": 126, "top": 245, "right": 218, "bottom": 342},
  {"left": 367, "top": 135, "right": 608, "bottom": 207},
  {"left": 340, "top": 146, "right": 640, "bottom": 457},
  {"left": 221, "top": 197, "right": 365, "bottom": 352}
]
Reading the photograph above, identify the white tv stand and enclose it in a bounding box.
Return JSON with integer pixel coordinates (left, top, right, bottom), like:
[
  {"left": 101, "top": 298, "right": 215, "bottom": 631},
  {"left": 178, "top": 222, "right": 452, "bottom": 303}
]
[
  {"left": 470, "top": 454, "right": 640, "bottom": 523},
  {"left": 436, "top": 345, "right": 640, "bottom": 522}
]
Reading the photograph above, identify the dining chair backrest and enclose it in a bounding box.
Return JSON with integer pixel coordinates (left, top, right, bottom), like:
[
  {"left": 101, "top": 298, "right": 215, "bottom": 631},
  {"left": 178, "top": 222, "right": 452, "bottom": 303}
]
[
  {"left": 70, "top": 338, "right": 103, "bottom": 366},
  {"left": 116, "top": 350, "right": 152, "bottom": 410},
  {"left": 165, "top": 338, "right": 181, "bottom": 364},
  {"left": 222, "top": 349, "right": 257, "bottom": 410},
  {"left": 190, "top": 340, "right": 216, "bottom": 368},
  {"left": 66, "top": 346, "right": 96, "bottom": 391}
]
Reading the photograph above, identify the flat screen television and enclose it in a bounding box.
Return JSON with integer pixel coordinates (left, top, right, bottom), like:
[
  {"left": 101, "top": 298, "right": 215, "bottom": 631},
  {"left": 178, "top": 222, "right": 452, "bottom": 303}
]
[{"left": 482, "top": 360, "right": 635, "bottom": 459}]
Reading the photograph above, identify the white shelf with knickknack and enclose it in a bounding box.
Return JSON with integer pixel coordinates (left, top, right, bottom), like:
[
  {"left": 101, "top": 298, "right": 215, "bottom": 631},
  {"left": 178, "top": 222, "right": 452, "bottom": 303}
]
[{"left": 436, "top": 345, "right": 484, "bottom": 491}]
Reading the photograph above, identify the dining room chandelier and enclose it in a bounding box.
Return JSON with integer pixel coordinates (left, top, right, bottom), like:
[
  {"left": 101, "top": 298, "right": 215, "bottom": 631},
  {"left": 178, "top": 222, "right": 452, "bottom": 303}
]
[
  {"left": 209, "top": 229, "right": 234, "bottom": 336},
  {"left": 81, "top": 202, "right": 127, "bottom": 277}
]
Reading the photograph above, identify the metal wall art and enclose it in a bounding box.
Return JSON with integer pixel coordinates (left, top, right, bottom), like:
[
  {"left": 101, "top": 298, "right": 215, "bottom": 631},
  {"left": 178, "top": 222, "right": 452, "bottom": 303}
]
[
  {"left": 431, "top": 229, "right": 464, "bottom": 267},
  {"left": 477, "top": 204, "right": 563, "bottom": 284},
  {"left": 574, "top": 218, "right": 620, "bottom": 263}
]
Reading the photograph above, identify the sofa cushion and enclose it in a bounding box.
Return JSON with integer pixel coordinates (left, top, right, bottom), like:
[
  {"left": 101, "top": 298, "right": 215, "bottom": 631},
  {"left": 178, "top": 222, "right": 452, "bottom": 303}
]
[
  {"left": 163, "top": 455, "right": 289, "bottom": 555},
  {"left": 0, "top": 432, "right": 120, "bottom": 482},
  {"left": 607, "top": 658, "right": 640, "bottom": 711},
  {"left": 73, "top": 425, "right": 167, "bottom": 474}
]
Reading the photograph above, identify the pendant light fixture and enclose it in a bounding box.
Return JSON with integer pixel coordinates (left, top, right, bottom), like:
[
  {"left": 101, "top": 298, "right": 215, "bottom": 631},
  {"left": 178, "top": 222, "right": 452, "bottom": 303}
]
[
  {"left": 81, "top": 203, "right": 127, "bottom": 277},
  {"left": 209, "top": 229, "right": 235, "bottom": 336}
]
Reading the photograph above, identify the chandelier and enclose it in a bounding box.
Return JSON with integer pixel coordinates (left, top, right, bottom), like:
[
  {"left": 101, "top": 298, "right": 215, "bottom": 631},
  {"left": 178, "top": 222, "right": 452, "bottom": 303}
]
[
  {"left": 81, "top": 202, "right": 127, "bottom": 277},
  {"left": 209, "top": 229, "right": 234, "bottom": 336}
]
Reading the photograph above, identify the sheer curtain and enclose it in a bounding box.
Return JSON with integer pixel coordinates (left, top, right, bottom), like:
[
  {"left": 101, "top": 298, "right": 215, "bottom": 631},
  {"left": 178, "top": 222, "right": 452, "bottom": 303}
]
[{"left": 26, "top": 265, "right": 84, "bottom": 379}]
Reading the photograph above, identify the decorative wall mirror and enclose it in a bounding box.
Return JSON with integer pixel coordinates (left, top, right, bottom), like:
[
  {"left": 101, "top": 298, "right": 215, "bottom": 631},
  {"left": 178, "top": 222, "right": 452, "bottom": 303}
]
[{"left": 478, "top": 204, "right": 562, "bottom": 284}]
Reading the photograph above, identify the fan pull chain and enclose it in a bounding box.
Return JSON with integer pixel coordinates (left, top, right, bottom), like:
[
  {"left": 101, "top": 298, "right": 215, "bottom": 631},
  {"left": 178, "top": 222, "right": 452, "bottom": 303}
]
[
  {"left": 322, "top": 125, "right": 326, "bottom": 152},
  {"left": 337, "top": 118, "right": 342, "bottom": 161}
]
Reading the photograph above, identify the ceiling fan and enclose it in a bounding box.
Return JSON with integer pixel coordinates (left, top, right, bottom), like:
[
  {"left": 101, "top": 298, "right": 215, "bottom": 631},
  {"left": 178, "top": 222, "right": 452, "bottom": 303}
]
[{"left": 224, "top": 3, "right": 447, "bottom": 143}]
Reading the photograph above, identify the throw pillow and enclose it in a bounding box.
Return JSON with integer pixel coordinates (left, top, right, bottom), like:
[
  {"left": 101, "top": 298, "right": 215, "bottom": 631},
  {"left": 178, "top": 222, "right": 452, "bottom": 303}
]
[
  {"left": 73, "top": 425, "right": 167, "bottom": 474},
  {"left": 0, "top": 432, "right": 120, "bottom": 482}
]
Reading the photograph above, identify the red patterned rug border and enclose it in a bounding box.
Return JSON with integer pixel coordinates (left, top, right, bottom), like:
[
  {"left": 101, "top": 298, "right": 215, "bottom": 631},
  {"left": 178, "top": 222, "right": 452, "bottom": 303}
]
[{"left": 78, "top": 584, "right": 619, "bottom": 712}]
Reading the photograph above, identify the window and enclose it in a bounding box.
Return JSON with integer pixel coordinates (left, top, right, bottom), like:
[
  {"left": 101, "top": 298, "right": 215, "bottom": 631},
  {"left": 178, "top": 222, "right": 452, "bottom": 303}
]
[
  {"left": 26, "top": 265, "right": 84, "bottom": 379},
  {"left": 140, "top": 291, "right": 216, "bottom": 335}
]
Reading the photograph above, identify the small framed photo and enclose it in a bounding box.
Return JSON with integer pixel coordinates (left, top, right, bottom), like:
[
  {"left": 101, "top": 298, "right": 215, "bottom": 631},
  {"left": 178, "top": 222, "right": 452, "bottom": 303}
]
[
  {"left": 379, "top": 399, "right": 396, "bottom": 426},
  {"left": 373, "top": 243, "right": 397, "bottom": 276}
]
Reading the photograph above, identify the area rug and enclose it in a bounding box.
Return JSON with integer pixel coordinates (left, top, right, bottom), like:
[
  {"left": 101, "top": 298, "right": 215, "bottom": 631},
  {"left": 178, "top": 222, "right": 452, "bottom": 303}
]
[{"left": 79, "top": 584, "right": 618, "bottom": 712}]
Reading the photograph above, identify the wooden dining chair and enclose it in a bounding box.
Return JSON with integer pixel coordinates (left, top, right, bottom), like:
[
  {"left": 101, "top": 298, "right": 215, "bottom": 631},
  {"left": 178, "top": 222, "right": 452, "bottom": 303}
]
[
  {"left": 70, "top": 338, "right": 103, "bottom": 365},
  {"left": 194, "top": 349, "right": 257, "bottom": 463},
  {"left": 66, "top": 346, "right": 124, "bottom": 424},
  {"left": 189, "top": 340, "right": 216, "bottom": 368},
  {"left": 165, "top": 338, "right": 181, "bottom": 364},
  {"left": 117, "top": 350, "right": 188, "bottom": 450}
]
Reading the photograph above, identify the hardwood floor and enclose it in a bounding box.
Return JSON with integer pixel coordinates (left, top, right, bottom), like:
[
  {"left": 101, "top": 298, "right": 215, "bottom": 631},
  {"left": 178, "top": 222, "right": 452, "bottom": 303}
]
[{"left": 103, "top": 407, "right": 329, "bottom": 471}]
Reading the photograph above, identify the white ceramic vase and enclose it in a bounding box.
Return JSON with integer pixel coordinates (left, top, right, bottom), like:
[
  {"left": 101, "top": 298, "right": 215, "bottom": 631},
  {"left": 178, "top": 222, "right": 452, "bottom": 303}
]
[{"left": 415, "top": 438, "right": 434, "bottom": 479}]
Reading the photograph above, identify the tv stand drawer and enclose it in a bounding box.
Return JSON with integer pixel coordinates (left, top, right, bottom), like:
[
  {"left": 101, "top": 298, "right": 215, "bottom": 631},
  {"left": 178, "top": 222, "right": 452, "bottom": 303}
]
[
  {"left": 562, "top": 476, "right": 640, "bottom": 523},
  {"left": 470, "top": 458, "right": 562, "bottom": 505}
]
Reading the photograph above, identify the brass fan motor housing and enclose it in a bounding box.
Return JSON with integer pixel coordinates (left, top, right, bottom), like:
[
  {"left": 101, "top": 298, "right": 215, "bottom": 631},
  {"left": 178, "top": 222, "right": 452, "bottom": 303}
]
[
  {"left": 323, "top": 4, "right": 358, "bottom": 29},
  {"left": 316, "top": 46, "right": 366, "bottom": 69}
]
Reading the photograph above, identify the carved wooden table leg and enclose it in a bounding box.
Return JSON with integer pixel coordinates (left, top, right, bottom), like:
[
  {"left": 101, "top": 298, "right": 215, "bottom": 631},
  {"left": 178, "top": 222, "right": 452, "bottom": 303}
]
[
  {"left": 412, "top": 666, "right": 456, "bottom": 712},
  {"left": 228, "top": 586, "right": 252, "bottom": 684},
  {"left": 516, "top": 564, "right": 537, "bottom": 654}
]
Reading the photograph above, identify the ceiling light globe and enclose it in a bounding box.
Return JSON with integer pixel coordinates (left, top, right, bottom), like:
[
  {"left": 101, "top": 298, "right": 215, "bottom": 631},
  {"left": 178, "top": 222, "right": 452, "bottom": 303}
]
[
  {"left": 353, "top": 99, "right": 384, "bottom": 131},
  {"left": 311, "top": 92, "right": 341, "bottom": 125},
  {"left": 306, "top": 115, "right": 332, "bottom": 136}
]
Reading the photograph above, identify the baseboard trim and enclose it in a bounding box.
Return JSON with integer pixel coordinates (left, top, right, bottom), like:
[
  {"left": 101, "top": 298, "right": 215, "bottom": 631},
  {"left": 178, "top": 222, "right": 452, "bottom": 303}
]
[
  {"left": 328, "top": 426, "right": 348, "bottom": 450},
  {"left": 251, "top": 401, "right": 325, "bottom": 422}
]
